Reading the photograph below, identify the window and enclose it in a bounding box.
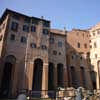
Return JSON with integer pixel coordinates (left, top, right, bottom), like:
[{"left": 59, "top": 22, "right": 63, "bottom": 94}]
[
  {"left": 87, "top": 34, "right": 88, "bottom": 37},
  {"left": 23, "top": 25, "right": 29, "bottom": 32},
  {"left": 53, "top": 50, "right": 57, "bottom": 55},
  {"left": 41, "top": 45, "right": 47, "bottom": 50},
  {"left": 87, "top": 52, "right": 90, "bottom": 57},
  {"left": 77, "top": 42, "right": 80, "bottom": 48},
  {"left": 90, "top": 45, "right": 92, "bottom": 48},
  {"left": 95, "top": 54, "right": 97, "bottom": 58},
  {"left": 58, "top": 41, "right": 62, "bottom": 47},
  {"left": 12, "top": 14, "right": 20, "bottom": 20},
  {"left": 43, "top": 21, "right": 50, "bottom": 27},
  {"left": 49, "top": 37, "right": 54, "bottom": 44},
  {"left": 24, "top": 17, "right": 30, "bottom": 23},
  {"left": 43, "top": 29, "right": 49, "bottom": 35},
  {"left": 20, "top": 36, "right": 27, "bottom": 43},
  {"left": 83, "top": 33, "right": 84, "bottom": 37},
  {"left": 30, "top": 43, "right": 36, "bottom": 48},
  {"left": 80, "top": 56, "right": 82, "bottom": 60},
  {"left": 0, "top": 28, "right": 1, "bottom": 32},
  {"left": 31, "top": 26, "right": 36, "bottom": 32},
  {"left": 11, "top": 22, "right": 18, "bottom": 31},
  {"left": 59, "top": 52, "right": 61, "bottom": 55},
  {"left": 84, "top": 43, "right": 87, "bottom": 48},
  {"left": 0, "top": 35, "right": 2, "bottom": 41},
  {"left": 10, "top": 34, "right": 15, "bottom": 41},
  {"left": 93, "top": 33, "right": 95, "bottom": 36},
  {"left": 97, "top": 30, "right": 100, "bottom": 34},
  {"left": 94, "top": 42, "right": 97, "bottom": 48},
  {"left": 72, "top": 55, "right": 74, "bottom": 59}
]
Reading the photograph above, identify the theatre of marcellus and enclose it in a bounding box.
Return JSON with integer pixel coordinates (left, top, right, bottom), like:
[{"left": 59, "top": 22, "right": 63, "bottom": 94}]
[{"left": 0, "top": 9, "right": 100, "bottom": 97}]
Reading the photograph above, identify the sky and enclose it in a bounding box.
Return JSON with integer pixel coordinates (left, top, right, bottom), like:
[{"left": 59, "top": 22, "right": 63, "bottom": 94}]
[{"left": 0, "top": 0, "right": 100, "bottom": 30}]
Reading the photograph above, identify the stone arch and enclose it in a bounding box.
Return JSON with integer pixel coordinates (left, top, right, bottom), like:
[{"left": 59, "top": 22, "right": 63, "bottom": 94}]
[
  {"left": 70, "top": 66, "right": 76, "bottom": 88},
  {"left": 90, "top": 71, "right": 96, "bottom": 89},
  {"left": 0, "top": 55, "right": 16, "bottom": 98},
  {"left": 48, "top": 62, "right": 55, "bottom": 90},
  {"left": 80, "top": 66, "right": 85, "bottom": 88},
  {"left": 57, "top": 63, "right": 64, "bottom": 87},
  {"left": 32, "top": 58, "right": 43, "bottom": 91}
]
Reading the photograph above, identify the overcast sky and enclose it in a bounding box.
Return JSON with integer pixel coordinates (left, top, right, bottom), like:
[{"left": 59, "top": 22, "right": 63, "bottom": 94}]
[{"left": 0, "top": 0, "right": 100, "bottom": 30}]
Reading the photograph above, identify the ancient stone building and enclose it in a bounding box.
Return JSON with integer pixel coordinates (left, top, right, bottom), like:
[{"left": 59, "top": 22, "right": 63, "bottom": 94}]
[
  {"left": 66, "top": 29, "right": 92, "bottom": 89},
  {"left": 89, "top": 23, "right": 100, "bottom": 89},
  {"left": 0, "top": 9, "right": 97, "bottom": 98}
]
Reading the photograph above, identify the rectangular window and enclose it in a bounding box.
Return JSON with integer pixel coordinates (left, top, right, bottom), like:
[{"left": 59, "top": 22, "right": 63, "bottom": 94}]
[
  {"left": 0, "top": 35, "right": 2, "bottom": 41},
  {"left": 20, "top": 36, "right": 27, "bottom": 43},
  {"left": 23, "top": 25, "right": 29, "bottom": 32},
  {"left": 49, "top": 37, "right": 54, "bottom": 44},
  {"left": 43, "top": 29, "right": 49, "bottom": 35},
  {"left": 10, "top": 34, "right": 15, "bottom": 41},
  {"left": 41, "top": 45, "right": 47, "bottom": 50},
  {"left": 12, "top": 14, "right": 20, "bottom": 20},
  {"left": 43, "top": 21, "right": 50, "bottom": 27},
  {"left": 24, "top": 17, "right": 30, "bottom": 23},
  {"left": 53, "top": 50, "right": 57, "bottom": 55},
  {"left": 58, "top": 41, "right": 62, "bottom": 47},
  {"left": 30, "top": 43, "right": 36, "bottom": 48},
  {"left": 77, "top": 42, "right": 80, "bottom": 48},
  {"left": 84, "top": 43, "right": 87, "bottom": 48},
  {"left": 11, "top": 22, "right": 18, "bottom": 31},
  {"left": 94, "top": 42, "right": 97, "bottom": 48},
  {"left": 31, "top": 26, "right": 36, "bottom": 32}
]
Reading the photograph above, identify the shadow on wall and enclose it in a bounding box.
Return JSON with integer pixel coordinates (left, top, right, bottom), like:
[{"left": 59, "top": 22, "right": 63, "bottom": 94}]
[{"left": 66, "top": 42, "right": 97, "bottom": 89}]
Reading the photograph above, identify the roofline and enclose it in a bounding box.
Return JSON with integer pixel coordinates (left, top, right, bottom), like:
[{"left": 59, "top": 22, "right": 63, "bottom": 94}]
[{"left": 0, "top": 8, "right": 50, "bottom": 24}]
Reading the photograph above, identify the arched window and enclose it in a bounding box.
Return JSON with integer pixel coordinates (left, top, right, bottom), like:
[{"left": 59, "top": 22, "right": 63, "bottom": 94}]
[
  {"left": 1, "top": 55, "right": 16, "bottom": 97},
  {"left": 48, "top": 63, "right": 54, "bottom": 90},
  {"left": 57, "top": 63, "right": 64, "bottom": 87},
  {"left": 70, "top": 66, "right": 77, "bottom": 88},
  {"left": 80, "top": 67, "right": 85, "bottom": 87},
  {"left": 32, "top": 58, "right": 43, "bottom": 91}
]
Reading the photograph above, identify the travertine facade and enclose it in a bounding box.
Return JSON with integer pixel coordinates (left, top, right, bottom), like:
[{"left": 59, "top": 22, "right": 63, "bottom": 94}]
[
  {"left": 0, "top": 9, "right": 99, "bottom": 98},
  {"left": 89, "top": 23, "right": 100, "bottom": 89}
]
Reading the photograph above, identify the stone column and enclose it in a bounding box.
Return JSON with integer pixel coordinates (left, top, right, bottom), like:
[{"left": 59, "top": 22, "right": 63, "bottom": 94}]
[
  {"left": 25, "top": 61, "right": 34, "bottom": 90},
  {"left": 54, "top": 65, "right": 57, "bottom": 89},
  {"left": 63, "top": 66, "right": 69, "bottom": 88},
  {"left": 41, "top": 63, "right": 48, "bottom": 97}
]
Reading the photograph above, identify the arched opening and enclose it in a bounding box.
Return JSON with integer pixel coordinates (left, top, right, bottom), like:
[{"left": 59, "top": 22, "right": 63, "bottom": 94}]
[
  {"left": 70, "top": 66, "right": 77, "bottom": 88},
  {"left": 91, "top": 71, "right": 96, "bottom": 89},
  {"left": 32, "top": 58, "right": 43, "bottom": 91},
  {"left": 80, "top": 67, "right": 85, "bottom": 88},
  {"left": 57, "top": 63, "right": 64, "bottom": 87},
  {"left": 48, "top": 63, "right": 54, "bottom": 90},
  {"left": 0, "top": 55, "right": 16, "bottom": 98}
]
